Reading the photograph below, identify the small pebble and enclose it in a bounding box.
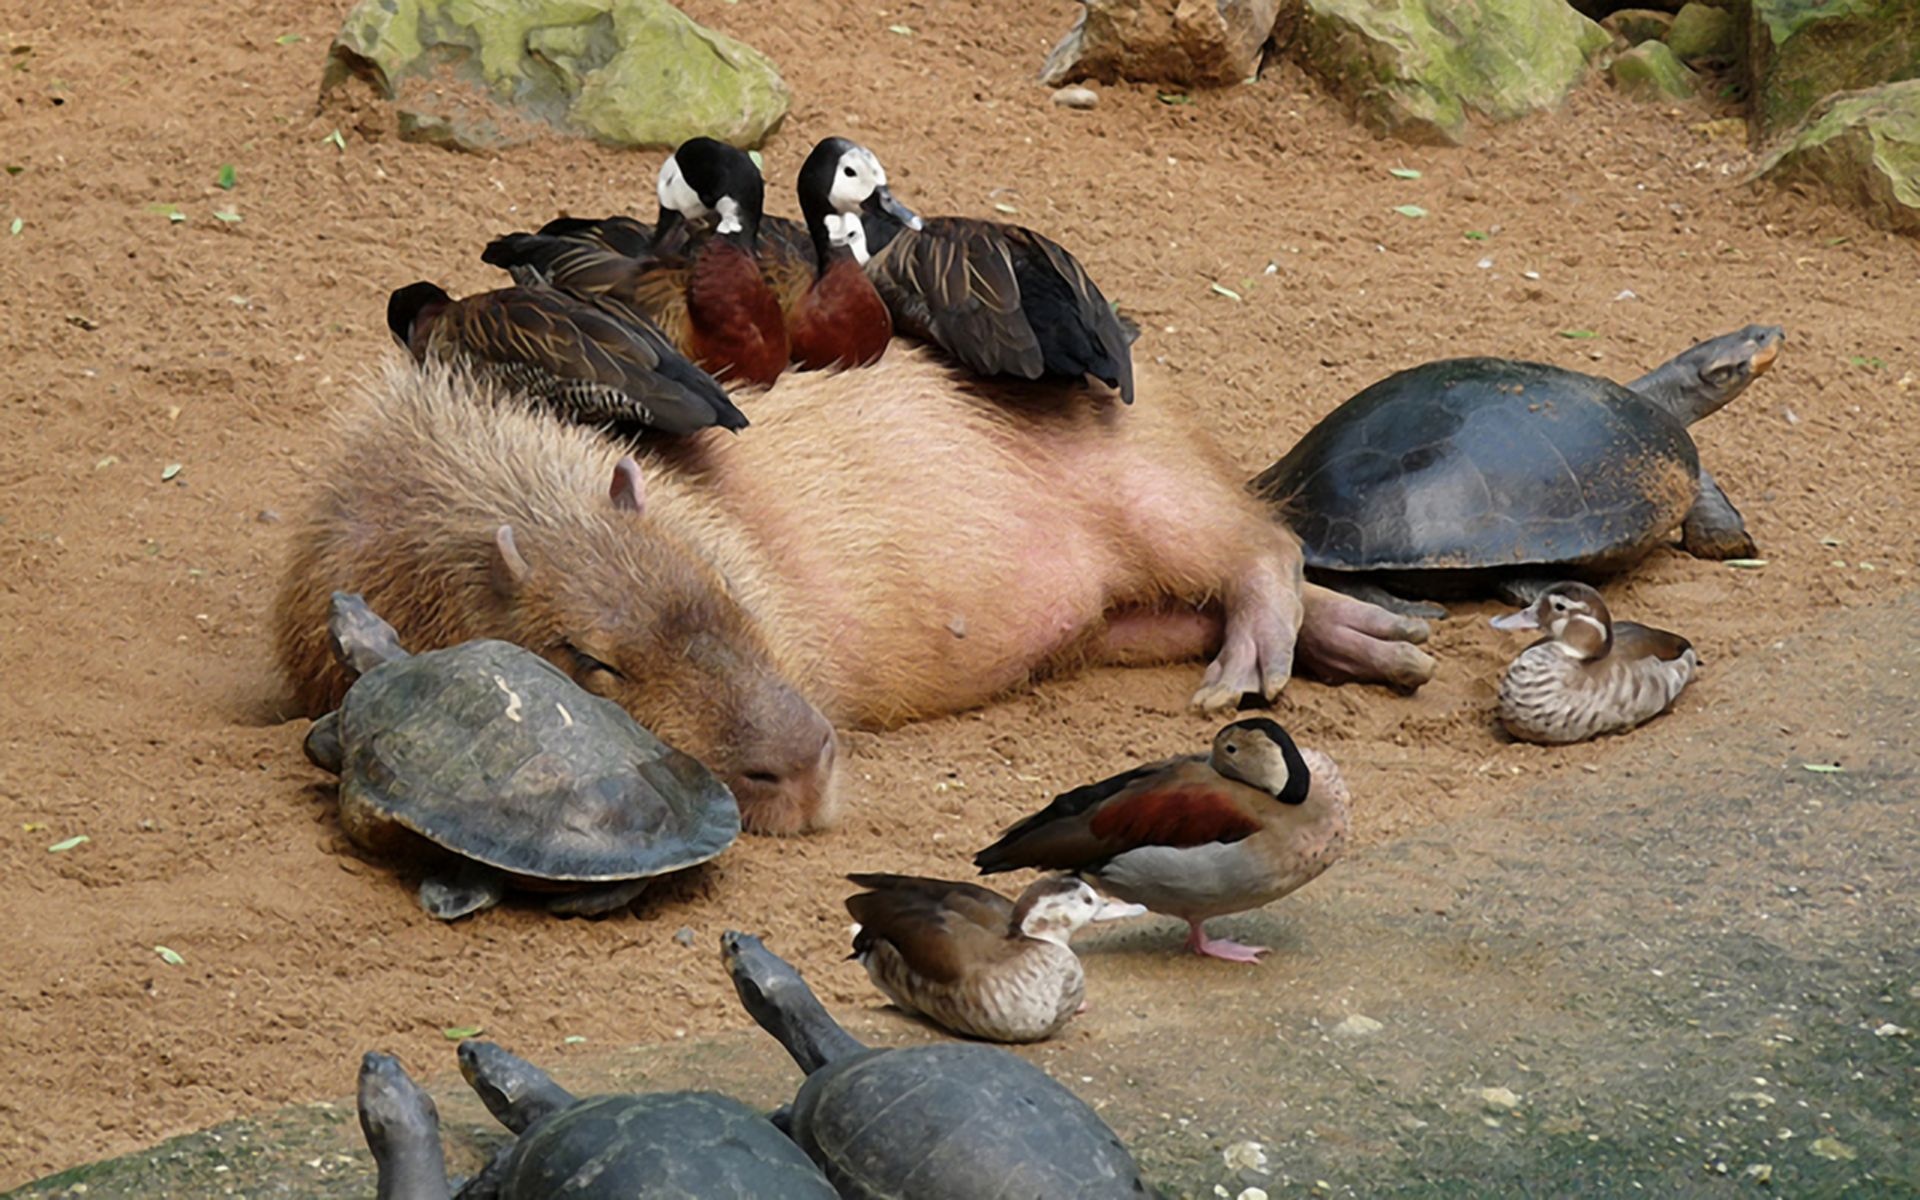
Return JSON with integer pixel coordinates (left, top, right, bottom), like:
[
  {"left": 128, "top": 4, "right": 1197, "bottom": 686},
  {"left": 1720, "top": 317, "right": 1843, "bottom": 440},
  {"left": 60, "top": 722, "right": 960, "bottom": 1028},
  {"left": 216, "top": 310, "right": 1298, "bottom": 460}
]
[
  {"left": 673, "top": 926, "right": 695, "bottom": 948},
  {"left": 1222, "top": 1141, "right": 1268, "bottom": 1173},
  {"left": 1331, "top": 1013, "right": 1384, "bottom": 1038},
  {"left": 1480, "top": 1086, "right": 1522, "bottom": 1112},
  {"left": 1052, "top": 85, "right": 1098, "bottom": 110},
  {"left": 1809, "top": 1136, "right": 1855, "bottom": 1161}
]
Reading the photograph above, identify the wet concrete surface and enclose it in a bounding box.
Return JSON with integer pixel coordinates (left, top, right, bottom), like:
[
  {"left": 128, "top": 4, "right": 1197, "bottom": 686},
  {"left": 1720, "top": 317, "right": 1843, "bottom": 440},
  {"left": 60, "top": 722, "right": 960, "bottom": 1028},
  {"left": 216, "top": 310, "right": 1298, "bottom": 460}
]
[{"left": 13, "top": 592, "right": 1917, "bottom": 1199}]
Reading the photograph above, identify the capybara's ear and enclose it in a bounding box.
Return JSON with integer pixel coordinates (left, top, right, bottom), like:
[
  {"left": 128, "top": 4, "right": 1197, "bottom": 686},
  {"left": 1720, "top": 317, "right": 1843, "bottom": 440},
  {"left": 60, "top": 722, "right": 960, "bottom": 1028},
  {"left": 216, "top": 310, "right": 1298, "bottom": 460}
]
[
  {"left": 490, "top": 524, "right": 529, "bottom": 598},
  {"left": 610, "top": 457, "right": 645, "bottom": 515}
]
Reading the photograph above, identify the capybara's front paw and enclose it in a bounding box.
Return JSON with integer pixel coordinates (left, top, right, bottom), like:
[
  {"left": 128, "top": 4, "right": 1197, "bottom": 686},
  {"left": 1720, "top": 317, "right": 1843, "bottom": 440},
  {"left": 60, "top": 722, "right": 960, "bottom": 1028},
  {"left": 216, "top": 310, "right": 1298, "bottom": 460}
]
[
  {"left": 1190, "top": 577, "right": 1300, "bottom": 711},
  {"left": 1297, "top": 583, "right": 1435, "bottom": 691}
]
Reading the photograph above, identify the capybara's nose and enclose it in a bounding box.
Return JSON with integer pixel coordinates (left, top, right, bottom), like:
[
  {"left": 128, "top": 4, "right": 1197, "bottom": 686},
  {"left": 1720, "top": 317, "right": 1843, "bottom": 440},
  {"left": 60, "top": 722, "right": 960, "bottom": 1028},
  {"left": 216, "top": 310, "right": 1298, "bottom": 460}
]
[{"left": 730, "top": 703, "right": 840, "bottom": 836}]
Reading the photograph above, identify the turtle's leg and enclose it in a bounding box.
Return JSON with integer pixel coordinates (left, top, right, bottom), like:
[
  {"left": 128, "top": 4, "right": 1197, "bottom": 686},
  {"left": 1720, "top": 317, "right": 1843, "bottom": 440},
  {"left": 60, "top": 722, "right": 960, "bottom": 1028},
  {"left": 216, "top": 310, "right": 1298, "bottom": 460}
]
[
  {"left": 1296, "top": 584, "right": 1435, "bottom": 691},
  {"left": 546, "top": 878, "right": 650, "bottom": 917},
  {"left": 1680, "top": 467, "right": 1757, "bottom": 560},
  {"left": 302, "top": 712, "right": 343, "bottom": 774},
  {"left": 418, "top": 863, "right": 508, "bottom": 921},
  {"left": 1312, "top": 574, "right": 1448, "bottom": 621}
]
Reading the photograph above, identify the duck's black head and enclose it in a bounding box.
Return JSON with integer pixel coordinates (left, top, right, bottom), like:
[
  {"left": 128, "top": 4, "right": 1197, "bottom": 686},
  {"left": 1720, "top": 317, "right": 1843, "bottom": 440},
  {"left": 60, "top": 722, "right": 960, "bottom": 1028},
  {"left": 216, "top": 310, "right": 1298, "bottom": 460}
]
[
  {"left": 1212, "top": 717, "right": 1311, "bottom": 805},
  {"left": 656, "top": 137, "right": 766, "bottom": 247},
  {"left": 385, "top": 282, "right": 451, "bottom": 358}
]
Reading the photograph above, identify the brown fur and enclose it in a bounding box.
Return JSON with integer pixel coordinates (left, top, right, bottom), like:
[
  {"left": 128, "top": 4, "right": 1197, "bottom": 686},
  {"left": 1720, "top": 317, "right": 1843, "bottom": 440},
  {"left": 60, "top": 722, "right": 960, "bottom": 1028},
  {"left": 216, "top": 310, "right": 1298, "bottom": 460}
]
[
  {"left": 276, "top": 347, "right": 1314, "bottom": 832},
  {"left": 271, "top": 359, "right": 835, "bottom": 835}
]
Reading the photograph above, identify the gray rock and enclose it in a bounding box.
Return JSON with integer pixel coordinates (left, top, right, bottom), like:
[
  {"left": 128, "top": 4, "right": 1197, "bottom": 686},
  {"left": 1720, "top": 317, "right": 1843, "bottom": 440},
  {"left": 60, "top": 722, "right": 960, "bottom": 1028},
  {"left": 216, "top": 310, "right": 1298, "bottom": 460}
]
[
  {"left": 1750, "top": 0, "right": 1920, "bottom": 138},
  {"left": 1665, "top": 2, "right": 1737, "bottom": 64},
  {"left": 1052, "top": 84, "right": 1101, "bottom": 109},
  {"left": 1602, "top": 9, "right": 1676, "bottom": 46}
]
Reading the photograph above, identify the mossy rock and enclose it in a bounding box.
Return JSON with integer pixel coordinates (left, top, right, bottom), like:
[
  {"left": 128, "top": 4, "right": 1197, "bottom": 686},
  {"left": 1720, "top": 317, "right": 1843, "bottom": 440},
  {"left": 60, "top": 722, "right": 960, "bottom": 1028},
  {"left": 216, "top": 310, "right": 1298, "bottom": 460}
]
[
  {"left": 1758, "top": 78, "right": 1920, "bottom": 231},
  {"left": 1291, "top": 0, "right": 1611, "bottom": 144},
  {"left": 1613, "top": 40, "right": 1700, "bottom": 97},
  {"left": 1749, "top": 0, "right": 1920, "bottom": 138},
  {"left": 322, "top": 0, "right": 789, "bottom": 152},
  {"left": 1604, "top": 9, "right": 1677, "bottom": 46},
  {"left": 1667, "top": 2, "right": 1739, "bottom": 61}
]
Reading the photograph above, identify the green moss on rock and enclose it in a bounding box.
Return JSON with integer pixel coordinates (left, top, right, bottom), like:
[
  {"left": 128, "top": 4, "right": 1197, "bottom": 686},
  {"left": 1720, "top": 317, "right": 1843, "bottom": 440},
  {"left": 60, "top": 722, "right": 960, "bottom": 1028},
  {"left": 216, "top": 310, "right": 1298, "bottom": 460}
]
[
  {"left": 323, "top": 0, "right": 788, "bottom": 151},
  {"left": 1759, "top": 79, "right": 1920, "bottom": 231},
  {"left": 1749, "top": 0, "right": 1920, "bottom": 137},
  {"left": 1666, "top": 3, "right": 1739, "bottom": 62},
  {"left": 1293, "top": 0, "right": 1611, "bottom": 144},
  {"left": 1613, "top": 41, "right": 1700, "bottom": 98}
]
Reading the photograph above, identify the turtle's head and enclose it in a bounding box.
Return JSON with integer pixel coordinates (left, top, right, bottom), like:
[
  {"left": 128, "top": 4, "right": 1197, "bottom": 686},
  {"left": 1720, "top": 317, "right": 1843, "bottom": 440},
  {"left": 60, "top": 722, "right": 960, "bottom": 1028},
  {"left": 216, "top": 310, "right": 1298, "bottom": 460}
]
[
  {"left": 328, "top": 592, "right": 411, "bottom": 679},
  {"left": 1633, "top": 325, "right": 1784, "bottom": 426},
  {"left": 357, "top": 1052, "right": 451, "bottom": 1200},
  {"left": 456, "top": 1040, "right": 577, "bottom": 1135},
  {"left": 722, "top": 931, "right": 866, "bottom": 1075}
]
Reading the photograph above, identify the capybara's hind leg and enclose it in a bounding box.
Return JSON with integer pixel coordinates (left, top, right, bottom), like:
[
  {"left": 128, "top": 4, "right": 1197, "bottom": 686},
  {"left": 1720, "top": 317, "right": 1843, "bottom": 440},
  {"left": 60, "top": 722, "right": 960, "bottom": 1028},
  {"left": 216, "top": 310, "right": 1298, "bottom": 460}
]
[{"left": 1298, "top": 583, "right": 1435, "bottom": 691}]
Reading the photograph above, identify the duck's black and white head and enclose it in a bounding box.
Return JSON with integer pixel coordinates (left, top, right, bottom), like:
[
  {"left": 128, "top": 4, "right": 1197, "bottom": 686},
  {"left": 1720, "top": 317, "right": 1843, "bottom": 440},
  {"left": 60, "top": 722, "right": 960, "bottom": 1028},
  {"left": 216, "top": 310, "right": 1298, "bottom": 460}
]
[
  {"left": 385, "top": 281, "right": 451, "bottom": 357},
  {"left": 656, "top": 137, "right": 766, "bottom": 244},
  {"left": 794, "top": 137, "right": 922, "bottom": 264},
  {"left": 1210, "top": 718, "right": 1311, "bottom": 805},
  {"left": 1491, "top": 581, "right": 1614, "bottom": 660}
]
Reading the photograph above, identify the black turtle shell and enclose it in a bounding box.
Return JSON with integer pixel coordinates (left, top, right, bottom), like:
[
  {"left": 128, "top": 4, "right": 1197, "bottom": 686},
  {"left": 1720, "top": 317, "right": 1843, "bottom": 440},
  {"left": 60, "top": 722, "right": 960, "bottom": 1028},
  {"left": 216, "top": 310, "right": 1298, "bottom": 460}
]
[
  {"left": 1253, "top": 357, "right": 1701, "bottom": 573},
  {"left": 496, "top": 1091, "right": 836, "bottom": 1199},
  {"left": 335, "top": 639, "right": 739, "bottom": 881},
  {"left": 791, "top": 1043, "right": 1151, "bottom": 1199}
]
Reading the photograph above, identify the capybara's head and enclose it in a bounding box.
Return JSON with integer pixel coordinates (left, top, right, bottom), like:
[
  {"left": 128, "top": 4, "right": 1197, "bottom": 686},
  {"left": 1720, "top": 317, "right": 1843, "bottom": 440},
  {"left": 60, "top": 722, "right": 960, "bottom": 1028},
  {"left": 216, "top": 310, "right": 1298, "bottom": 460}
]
[{"left": 491, "top": 462, "right": 840, "bottom": 836}]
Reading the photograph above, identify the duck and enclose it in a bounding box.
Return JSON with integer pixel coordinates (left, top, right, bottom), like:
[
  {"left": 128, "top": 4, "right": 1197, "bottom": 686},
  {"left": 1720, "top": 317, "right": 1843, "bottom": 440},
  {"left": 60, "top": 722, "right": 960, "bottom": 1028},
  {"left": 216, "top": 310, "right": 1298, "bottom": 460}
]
[
  {"left": 385, "top": 281, "right": 748, "bottom": 437},
  {"left": 844, "top": 872, "right": 1144, "bottom": 1043},
  {"left": 973, "top": 719, "right": 1349, "bottom": 964},
  {"left": 1489, "top": 581, "right": 1698, "bottom": 744},
  {"left": 780, "top": 137, "right": 919, "bottom": 371},
  {"left": 829, "top": 141, "right": 1136, "bottom": 403},
  {"left": 482, "top": 138, "right": 790, "bottom": 388}
]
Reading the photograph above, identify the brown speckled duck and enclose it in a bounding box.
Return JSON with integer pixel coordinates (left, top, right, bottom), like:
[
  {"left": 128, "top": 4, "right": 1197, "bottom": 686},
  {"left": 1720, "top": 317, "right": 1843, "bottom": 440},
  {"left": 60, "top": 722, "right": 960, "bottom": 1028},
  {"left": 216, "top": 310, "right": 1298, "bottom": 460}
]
[
  {"left": 1491, "top": 582, "right": 1698, "bottom": 744},
  {"left": 845, "top": 873, "right": 1142, "bottom": 1043},
  {"left": 974, "top": 719, "right": 1349, "bottom": 964}
]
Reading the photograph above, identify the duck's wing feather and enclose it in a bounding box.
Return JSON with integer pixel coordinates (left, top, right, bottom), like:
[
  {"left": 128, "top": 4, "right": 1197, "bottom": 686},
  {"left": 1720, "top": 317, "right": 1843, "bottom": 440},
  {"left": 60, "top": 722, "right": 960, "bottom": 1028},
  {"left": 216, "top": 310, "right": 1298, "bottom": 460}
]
[
  {"left": 975, "top": 755, "right": 1264, "bottom": 873},
  {"left": 1611, "top": 622, "right": 1694, "bottom": 662},
  {"left": 865, "top": 221, "right": 1046, "bottom": 380},
  {"left": 846, "top": 875, "right": 1017, "bottom": 983},
  {"left": 1014, "top": 226, "right": 1136, "bottom": 403}
]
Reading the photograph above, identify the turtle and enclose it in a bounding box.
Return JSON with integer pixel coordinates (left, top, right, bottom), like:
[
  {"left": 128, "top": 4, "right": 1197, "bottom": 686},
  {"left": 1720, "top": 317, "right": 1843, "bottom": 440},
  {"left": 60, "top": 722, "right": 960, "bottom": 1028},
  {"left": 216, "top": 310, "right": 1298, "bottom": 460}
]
[
  {"left": 1250, "top": 325, "right": 1783, "bottom": 609},
  {"left": 720, "top": 930, "right": 1156, "bottom": 1200},
  {"left": 303, "top": 592, "right": 740, "bottom": 920},
  {"left": 355, "top": 1047, "right": 837, "bottom": 1200}
]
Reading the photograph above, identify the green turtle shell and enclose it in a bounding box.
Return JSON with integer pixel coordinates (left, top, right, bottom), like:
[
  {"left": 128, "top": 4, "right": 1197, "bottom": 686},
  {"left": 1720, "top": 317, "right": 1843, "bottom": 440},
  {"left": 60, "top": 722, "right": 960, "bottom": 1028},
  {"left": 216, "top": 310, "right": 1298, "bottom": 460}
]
[
  {"left": 498, "top": 1092, "right": 836, "bottom": 1199},
  {"left": 334, "top": 639, "right": 738, "bottom": 881},
  {"left": 1253, "top": 357, "right": 1701, "bottom": 575},
  {"left": 791, "top": 1043, "right": 1152, "bottom": 1199}
]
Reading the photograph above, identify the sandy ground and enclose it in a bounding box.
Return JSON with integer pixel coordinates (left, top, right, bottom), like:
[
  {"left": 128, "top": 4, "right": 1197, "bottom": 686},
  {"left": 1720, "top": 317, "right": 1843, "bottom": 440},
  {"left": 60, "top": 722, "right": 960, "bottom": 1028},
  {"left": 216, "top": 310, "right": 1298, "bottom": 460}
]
[{"left": 2, "top": 0, "right": 1917, "bottom": 1184}]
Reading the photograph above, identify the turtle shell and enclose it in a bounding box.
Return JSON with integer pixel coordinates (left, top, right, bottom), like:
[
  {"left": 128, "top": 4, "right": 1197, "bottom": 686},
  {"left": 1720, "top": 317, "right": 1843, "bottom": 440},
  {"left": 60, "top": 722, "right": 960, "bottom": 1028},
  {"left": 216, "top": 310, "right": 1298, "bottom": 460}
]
[
  {"left": 1253, "top": 357, "right": 1702, "bottom": 574},
  {"left": 335, "top": 639, "right": 739, "bottom": 882},
  {"left": 499, "top": 1092, "right": 836, "bottom": 1199},
  {"left": 791, "top": 1043, "right": 1151, "bottom": 1199}
]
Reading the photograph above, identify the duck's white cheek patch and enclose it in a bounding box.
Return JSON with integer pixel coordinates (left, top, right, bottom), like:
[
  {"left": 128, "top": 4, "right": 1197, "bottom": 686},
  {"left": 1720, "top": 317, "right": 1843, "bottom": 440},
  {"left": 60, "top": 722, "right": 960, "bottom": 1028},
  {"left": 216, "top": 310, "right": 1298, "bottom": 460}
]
[
  {"left": 657, "top": 156, "right": 705, "bottom": 216},
  {"left": 715, "top": 195, "right": 743, "bottom": 235}
]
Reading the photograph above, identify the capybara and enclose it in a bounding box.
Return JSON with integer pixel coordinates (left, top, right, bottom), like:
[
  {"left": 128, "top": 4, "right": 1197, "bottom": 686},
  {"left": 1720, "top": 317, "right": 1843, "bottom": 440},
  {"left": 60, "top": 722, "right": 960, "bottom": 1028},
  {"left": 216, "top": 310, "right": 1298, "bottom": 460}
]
[{"left": 275, "top": 349, "right": 1433, "bottom": 834}]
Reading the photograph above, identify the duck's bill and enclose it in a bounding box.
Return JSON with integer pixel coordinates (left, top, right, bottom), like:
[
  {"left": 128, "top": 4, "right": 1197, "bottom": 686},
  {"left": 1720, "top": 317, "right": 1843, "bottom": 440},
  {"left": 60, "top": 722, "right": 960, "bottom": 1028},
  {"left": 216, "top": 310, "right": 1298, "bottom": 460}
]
[
  {"left": 1092, "top": 898, "right": 1149, "bottom": 922},
  {"left": 865, "top": 186, "right": 923, "bottom": 231},
  {"left": 1489, "top": 610, "right": 1540, "bottom": 632}
]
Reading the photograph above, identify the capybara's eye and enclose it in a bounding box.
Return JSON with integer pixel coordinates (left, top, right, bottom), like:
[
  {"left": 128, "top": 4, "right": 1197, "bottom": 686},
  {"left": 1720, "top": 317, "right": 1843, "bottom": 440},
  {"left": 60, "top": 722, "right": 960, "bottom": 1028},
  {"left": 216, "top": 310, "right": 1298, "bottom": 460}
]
[{"left": 562, "top": 642, "right": 624, "bottom": 683}]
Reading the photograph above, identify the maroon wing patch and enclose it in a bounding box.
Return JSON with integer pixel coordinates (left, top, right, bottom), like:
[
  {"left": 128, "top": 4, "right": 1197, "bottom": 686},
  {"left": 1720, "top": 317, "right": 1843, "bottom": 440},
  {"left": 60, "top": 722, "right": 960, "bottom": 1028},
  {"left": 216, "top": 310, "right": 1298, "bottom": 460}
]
[{"left": 1087, "top": 787, "right": 1261, "bottom": 849}]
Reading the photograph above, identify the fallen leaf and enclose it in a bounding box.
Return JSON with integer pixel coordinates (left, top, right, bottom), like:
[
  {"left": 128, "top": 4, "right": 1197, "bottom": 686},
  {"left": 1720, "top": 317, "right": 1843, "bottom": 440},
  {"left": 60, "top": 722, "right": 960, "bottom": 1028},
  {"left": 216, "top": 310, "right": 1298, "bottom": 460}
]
[
  {"left": 747, "top": 149, "right": 763, "bottom": 172},
  {"left": 1463, "top": 230, "right": 1489, "bottom": 241},
  {"left": 47, "top": 835, "right": 89, "bottom": 852},
  {"left": 1558, "top": 329, "right": 1598, "bottom": 339},
  {"left": 992, "top": 202, "right": 1018, "bottom": 215},
  {"left": 275, "top": 33, "right": 303, "bottom": 45},
  {"left": 161, "top": 463, "right": 183, "bottom": 482},
  {"left": 1209, "top": 283, "right": 1242, "bottom": 302},
  {"left": 444, "top": 1025, "right": 485, "bottom": 1040},
  {"left": 1809, "top": 1137, "right": 1856, "bottom": 1162},
  {"left": 155, "top": 945, "right": 186, "bottom": 967},
  {"left": 563, "top": 1035, "right": 587, "bottom": 1045},
  {"left": 1388, "top": 167, "right": 1422, "bottom": 179},
  {"left": 1724, "top": 558, "right": 1768, "bottom": 569},
  {"left": 7, "top": 217, "right": 19, "bottom": 236},
  {"left": 212, "top": 209, "right": 242, "bottom": 224},
  {"left": 216, "top": 163, "right": 236, "bottom": 190},
  {"left": 1156, "top": 92, "right": 1192, "bottom": 106},
  {"left": 324, "top": 129, "right": 346, "bottom": 152},
  {"left": 887, "top": 23, "right": 913, "bottom": 35},
  {"left": 1393, "top": 204, "right": 1428, "bottom": 218},
  {"left": 1799, "top": 763, "right": 1843, "bottom": 774},
  {"left": 66, "top": 313, "right": 100, "bottom": 330},
  {"left": 22, "top": 822, "right": 47, "bottom": 832}
]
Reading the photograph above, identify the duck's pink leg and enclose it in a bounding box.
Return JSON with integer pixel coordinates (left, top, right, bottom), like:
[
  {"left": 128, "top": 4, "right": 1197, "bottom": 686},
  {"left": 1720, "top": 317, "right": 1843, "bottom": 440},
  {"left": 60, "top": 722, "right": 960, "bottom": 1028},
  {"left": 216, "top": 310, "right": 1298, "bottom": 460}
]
[{"left": 1186, "top": 920, "right": 1269, "bottom": 964}]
